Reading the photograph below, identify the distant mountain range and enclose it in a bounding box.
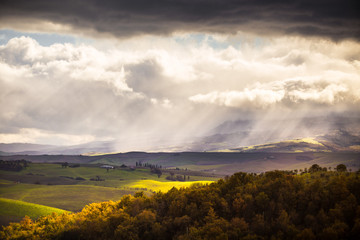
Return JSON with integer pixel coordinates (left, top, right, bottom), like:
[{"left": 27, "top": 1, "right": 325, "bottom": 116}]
[
  {"left": 184, "top": 115, "right": 360, "bottom": 152},
  {"left": 0, "top": 141, "right": 114, "bottom": 156},
  {"left": 223, "top": 130, "right": 360, "bottom": 153},
  {"left": 1, "top": 130, "right": 359, "bottom": 156},
  {"left": 1, "top": 115, "right": 359, "bottom": 155}
]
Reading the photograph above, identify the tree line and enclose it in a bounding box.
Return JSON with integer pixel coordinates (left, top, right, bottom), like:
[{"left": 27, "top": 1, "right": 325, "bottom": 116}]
[
  {"left": 1, "top": 164, "right": 359, "bottom": 239},
  {"left": 0, "top": 160, "right": 30, "bottom": 171},
  {"left": 136, "top": 162, "right": 162, "bottom": 169}
]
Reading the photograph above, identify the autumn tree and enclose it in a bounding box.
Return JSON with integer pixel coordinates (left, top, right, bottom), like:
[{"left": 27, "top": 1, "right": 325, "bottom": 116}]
[{"left": 336, "top": 164, "right": 347, "bottom": 172}]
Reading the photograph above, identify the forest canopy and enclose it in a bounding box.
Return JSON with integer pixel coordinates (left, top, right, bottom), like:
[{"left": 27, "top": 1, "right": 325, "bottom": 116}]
[{"left": 1, "top": 166, "right": 360, "bottom": 240}]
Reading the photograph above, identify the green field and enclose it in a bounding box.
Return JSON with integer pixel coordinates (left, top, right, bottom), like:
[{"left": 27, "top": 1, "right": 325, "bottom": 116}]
[
  {"left": 0, "top": 164, "right": 217, "bottom": 208},
  {"left": 0, "top": 183, "right": 136, "bottom": 212},
  {"left": 0, "top": 163, "right": 216, "bottom": 184},
  {"left": 0, "top": 162, "right": 217, "bottom": 226},
  {"left": 0, "top": 198, "right": 69, "bottom": 226},
  {"left": 0, "top": 180, "right": 214, "bottom": 212}
]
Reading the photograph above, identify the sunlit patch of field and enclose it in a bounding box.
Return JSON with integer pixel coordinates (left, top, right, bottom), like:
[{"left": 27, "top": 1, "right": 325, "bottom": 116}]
[
  {"left": 208, "top": 149, "right": 238, "bottom": 152},
  {"left": 296, "top": 137, "right": 324, "bottom": 145},
  {"left": 230, "top": 143, "right": 277, "bottom": 152},
  {"left": 124, "top": 179, "right": 214, "bottom": 192},
  {"left": 225, "top": 137, "right": 331, "bottom": 153},
  {"left": 81, "top": 152, "right": 121, "bottom": 156}
]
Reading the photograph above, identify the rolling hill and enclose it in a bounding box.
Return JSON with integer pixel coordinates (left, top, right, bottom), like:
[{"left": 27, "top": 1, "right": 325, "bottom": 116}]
[
  {"left": 226, "top": 130, "right": 360, "bottom": 153},
  {"left": 1, "top": 129, "right": 359, "bottom": 175},
  {"left": 0, "top": 198, "right": 69, "bottom": 226}
]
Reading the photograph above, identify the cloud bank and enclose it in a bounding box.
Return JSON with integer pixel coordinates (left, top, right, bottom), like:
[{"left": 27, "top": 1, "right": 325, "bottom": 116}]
[
  {"left": 189, "top": 78, "right": 357, "bottom": 109},
  {"left": 0, "top": 0, "right": 359, "bottom": 40},
  {"left": 0, "top": 35, "right": 359, "bottom": 149}
]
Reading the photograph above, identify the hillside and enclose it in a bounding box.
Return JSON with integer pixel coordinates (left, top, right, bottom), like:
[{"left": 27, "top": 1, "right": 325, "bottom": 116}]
[
  {"left": 0, "top": 198, "right": 69, "bottom": 226},
  {"left": 221, "top": 131, "right": 360, "bottom": 153},
  {"left": 1, "top": 151, "right": 359, "bottom": 175},
  {"left": 0, "top": 163, "right": 215, "bottom": 214},
  {"left": 1, "top": 167, "right": 359, "bottom": 240},
  {"left": 228, "top": 138, "right": 329, "bottom": 153}
]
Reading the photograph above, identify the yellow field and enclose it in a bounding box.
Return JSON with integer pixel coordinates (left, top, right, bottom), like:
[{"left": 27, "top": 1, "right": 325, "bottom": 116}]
[{"left": 124, "top": 180, "right": 214, "bottom": 192}]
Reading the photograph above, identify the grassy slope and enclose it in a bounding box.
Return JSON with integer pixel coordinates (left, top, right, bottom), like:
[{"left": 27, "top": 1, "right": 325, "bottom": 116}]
[
  {"left": 0, "top": 198, "right": 69, "bottom": 226},
  {"left": 0, "top": 183, "right": 137, "bottom": 212},
  {"left": 0, "top": 180, "right": 216, "bottom": 211},
  {"left": 0, "top": 198, "right": 68, "bottom": 217}
]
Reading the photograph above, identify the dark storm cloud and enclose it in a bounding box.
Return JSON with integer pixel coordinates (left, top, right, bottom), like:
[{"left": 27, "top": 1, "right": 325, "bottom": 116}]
[{"left": 0, "top": 0, "right": 359, "bottom": 40}]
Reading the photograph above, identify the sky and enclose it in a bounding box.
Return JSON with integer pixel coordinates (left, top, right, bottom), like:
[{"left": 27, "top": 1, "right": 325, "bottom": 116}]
[{"left": 0, "top": 0, "right": 359, "bottom": 151}]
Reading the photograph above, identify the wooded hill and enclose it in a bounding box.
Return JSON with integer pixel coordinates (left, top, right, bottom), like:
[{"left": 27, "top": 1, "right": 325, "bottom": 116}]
[{"left": 1, "top": 165, "right": 359, "bottom": 240}]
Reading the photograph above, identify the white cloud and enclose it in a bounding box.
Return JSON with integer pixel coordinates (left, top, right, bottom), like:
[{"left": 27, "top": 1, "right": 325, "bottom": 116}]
[
  {"left": 189, "top": 78, "right": 357, "bottom": 108},
  {"left": 0, "top": 34, "right": 359, "bottom": 147},
  {"left": 189, "top": 88, "right": 285, "bottom": 108},
  {"left": 284, "top": 79, "right": 350, "bottom": 104},
  {"left": 0, "top": 128, "right": 95, "bottom": 145},
  {"left": 0, "top": 37, "right": 132, "bottom": 92}
]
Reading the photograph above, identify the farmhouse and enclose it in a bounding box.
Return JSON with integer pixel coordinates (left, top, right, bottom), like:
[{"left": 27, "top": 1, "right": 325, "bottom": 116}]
[{"left": 100, "top": 165, "right": 114, "bottom": 169}]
